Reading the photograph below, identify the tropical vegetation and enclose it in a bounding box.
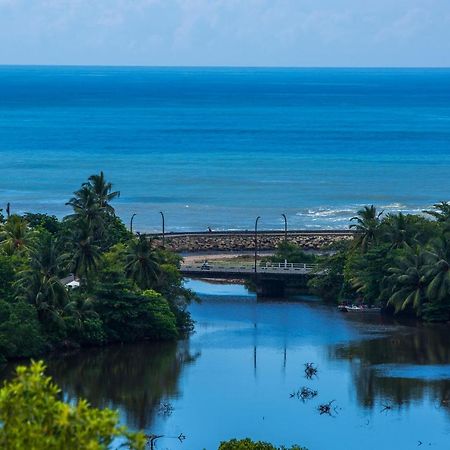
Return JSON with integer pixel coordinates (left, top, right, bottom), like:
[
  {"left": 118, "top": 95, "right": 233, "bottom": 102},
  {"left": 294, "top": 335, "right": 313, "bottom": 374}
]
[
  {"left": 0, "top": 172, "right": 194, "bottom": 362},
  {"left": 0, "top": 361, "right": 146, "bottom": 450},
  {"left": 308, "top": 202, "right": 450, "bottom": 321}
]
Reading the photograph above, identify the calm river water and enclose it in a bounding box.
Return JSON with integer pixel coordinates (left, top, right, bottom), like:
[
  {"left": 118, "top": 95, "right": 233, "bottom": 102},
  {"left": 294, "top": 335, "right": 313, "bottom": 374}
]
[{"left": 5, "top": 280, "right": 450, "bottom": 449}]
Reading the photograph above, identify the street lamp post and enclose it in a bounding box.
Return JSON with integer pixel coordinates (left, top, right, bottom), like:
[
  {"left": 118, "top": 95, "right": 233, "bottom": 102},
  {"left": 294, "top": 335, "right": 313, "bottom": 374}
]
[
  {"left": 254, "top": 216, "right": 261, "bottom": 273},
  {"left": 281, "top": 213, "right": 288, "bottom": 242},
  {"left": 130, "top": 213, "right": 137, "bottom": 234},
  {"left": 159, "top": 211, "right": 165, "bottom": 248}
]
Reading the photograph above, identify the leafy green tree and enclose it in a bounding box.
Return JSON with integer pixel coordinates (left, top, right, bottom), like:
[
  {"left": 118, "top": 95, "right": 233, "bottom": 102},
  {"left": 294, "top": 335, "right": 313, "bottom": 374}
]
[
  {"left": 0, "top": 254, "right": 25, "bottom": 302},
  {"left": 0, "top": 361, "right": 145, "bottom": 450},
  {"left": 23, "top": 213, "right": 61, "bottom": 235},
  {"left": 350, "top": 205, "right": 383, "bottom": 253},
  {"left": 308, "top": 250, "right": 350, "bottom": 302},
  {"left": 268, "top": 242, "right": 317, "bottom": 264},
  {"left": 125, "top": 235, "right": 160, "bottom": 289},
  {"left": 0, "top": 301, "right": 46, "bottom": 362},
  {"left": 218, "top": 438, "right": 307, "bottom": 450},
  {"left": 93, "top": 279, "right": 178, "bottom": 342},
  {"left": 63, "top": 295, "right": 106, "bottom": 346}
]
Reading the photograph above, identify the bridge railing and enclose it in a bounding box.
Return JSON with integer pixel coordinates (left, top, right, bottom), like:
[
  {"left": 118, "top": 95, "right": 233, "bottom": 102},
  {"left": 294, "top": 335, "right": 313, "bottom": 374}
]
[{"left": 180, "top": 262, "right": 319, "bottom": 274}]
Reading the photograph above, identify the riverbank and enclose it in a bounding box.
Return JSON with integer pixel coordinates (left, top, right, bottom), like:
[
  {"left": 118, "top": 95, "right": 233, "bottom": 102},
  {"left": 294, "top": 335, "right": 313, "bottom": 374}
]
[
  {"left": 149, "top": 230, "right": 353, "bottom": 252},
  {"left": 5, "top": 279, "right": 447, "bottom": 450}
]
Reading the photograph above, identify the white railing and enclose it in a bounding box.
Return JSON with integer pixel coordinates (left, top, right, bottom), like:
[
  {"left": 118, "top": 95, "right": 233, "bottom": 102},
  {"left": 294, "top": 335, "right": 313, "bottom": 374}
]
[{"left": 180, "top": 262, "right": 319, "bottom": 275}]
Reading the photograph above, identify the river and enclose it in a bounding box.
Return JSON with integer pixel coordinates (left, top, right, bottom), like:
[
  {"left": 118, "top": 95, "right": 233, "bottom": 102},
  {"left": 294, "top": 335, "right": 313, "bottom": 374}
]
[{"left": 4, "top": 280, "right": 450, "bottom": 449}]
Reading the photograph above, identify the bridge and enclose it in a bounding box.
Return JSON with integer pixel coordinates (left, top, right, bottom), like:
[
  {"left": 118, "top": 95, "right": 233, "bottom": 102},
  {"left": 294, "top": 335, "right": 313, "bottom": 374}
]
[{"left": 180, "top": 262, "right": 320, "bottom": 297}]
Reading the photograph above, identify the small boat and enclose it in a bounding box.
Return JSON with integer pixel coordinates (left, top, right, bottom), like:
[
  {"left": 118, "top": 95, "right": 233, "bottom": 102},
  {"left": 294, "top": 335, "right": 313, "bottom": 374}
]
[{"left": 338, "top": 304, "right": 381, "bottom": 313}]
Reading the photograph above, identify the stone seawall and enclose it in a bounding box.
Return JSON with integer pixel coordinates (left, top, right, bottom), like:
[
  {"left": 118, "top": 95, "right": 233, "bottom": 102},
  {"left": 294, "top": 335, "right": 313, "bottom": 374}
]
[{"left": 147, "top": 231, "right": 354, "bottom": 252}]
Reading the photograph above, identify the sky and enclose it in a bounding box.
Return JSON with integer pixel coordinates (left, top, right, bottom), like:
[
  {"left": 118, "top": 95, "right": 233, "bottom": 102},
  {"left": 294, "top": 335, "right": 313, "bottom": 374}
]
[{"left": 0, "top": 0, "right": 449, "bottom": 67}]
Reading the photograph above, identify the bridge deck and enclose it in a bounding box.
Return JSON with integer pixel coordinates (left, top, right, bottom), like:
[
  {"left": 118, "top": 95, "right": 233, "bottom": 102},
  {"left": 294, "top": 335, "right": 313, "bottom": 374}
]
[{"left": 180, "top": 262, "right": 319, "bottom": 276}]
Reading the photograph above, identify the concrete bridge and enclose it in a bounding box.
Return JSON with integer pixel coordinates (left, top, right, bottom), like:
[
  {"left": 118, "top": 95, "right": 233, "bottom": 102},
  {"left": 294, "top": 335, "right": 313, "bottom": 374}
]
[{"left": 180, "top": 262, "right": 321, "bottom": 298}]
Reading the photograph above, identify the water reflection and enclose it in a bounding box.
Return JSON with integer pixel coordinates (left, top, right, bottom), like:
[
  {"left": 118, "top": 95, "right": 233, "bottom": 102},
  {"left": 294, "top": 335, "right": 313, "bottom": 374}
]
[
  {"left": 329, "top": 324, "right": 450, "bottom": 411},
  {"left": 1, "top": 281, "right": 449, "bottom": 449},
  {"left": 46, "top": 341, "right": 199, "bottom": 429}
]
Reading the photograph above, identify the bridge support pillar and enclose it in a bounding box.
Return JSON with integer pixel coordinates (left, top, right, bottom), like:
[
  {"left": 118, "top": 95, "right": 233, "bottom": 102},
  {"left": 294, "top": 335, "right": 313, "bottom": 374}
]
[{"left": 256, "top": 279, "right": 286, "bottom": 299}]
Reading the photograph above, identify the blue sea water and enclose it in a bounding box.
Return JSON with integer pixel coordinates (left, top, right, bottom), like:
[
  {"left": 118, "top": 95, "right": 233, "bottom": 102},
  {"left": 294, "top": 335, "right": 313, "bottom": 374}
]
[{"left": 1, "top": 66, "right": 450, "bottom": 231}]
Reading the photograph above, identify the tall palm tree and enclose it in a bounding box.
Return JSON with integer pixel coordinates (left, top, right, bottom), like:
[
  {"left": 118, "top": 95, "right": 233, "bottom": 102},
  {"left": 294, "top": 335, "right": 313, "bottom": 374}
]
[
  {"left": 382, "top": 213, "right": 415, "bottom": 249},
  {"left": 19, "top": 233, "right": 68, "bottom": 322},
  {"left": 350, "top": 205, "right": 383, "bottom": 252},
  {"left": 0, "top": 214, "right": 35, "bottom": 255},
  {"left": 85, "top": 171, "right": 120, "bottom": 215},
  {"left": 423, "top": 237, "right": 450, "bottom": 303},
  {"left": 384, "top": 246, "right": 428, "bottom": 314},
  {"left": 66, "top": 186, "right": 105, "bottom": 234},
  {"left": 125, "top": 235, "right": 160, "bottom": 289},
  {"left": 423, "top": 201, "right": 450, "bottom": 222},
  {"left": 63, "top": 296, "right": 98, "bottom": 331},
  {"left": 70, "top": 220, "right": 102, "bottom": 283}
]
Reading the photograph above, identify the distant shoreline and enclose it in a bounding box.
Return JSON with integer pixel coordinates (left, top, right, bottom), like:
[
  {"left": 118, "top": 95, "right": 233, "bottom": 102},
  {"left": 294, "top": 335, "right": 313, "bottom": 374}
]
[{"left": 146, "top": 229, "right": 354, "bottom": 252}]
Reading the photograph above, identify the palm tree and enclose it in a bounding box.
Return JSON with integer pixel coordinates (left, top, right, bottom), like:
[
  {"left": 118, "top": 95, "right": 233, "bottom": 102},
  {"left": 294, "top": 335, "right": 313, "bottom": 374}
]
[
  {"left": 0, "top": 214, "right": 35, "bottom": 255},
  {"left": 66, "top": 186, "right": 105, "bottom": 234},
  {"left": 125, "top": 235, "right": 160, "bottom": 289},
  {"left": 382, "top": 213, "right": 415, "bottom": 249},
  {"left": 350, "top": 205, "right": 383, "bottom": 252},
  {"left": 423, "top": 201, "right": 450, "bottom": 222},
  {"left": 69, "top": 220, "right": 102, "bottom": 283},
  {"left": 384, "top": 246, "right": 428, "bottom": 314},
  {"left": 18, "top": 233, "right": 68, "bottom": 322},
  {"left": 85, "top": 171, "right": 120, "bottom": 215},
  {"left": 63, "top": 296, "right": 98, "bottom": 331},
  {"left": 423, "top": 237, "right": 450, "bottom": 303}
]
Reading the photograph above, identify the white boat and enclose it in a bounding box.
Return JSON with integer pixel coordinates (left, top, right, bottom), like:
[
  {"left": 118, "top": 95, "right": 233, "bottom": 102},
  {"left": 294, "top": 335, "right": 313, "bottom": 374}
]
[{"left": 338, "top": 304, "right": 381, "bottom": 313}]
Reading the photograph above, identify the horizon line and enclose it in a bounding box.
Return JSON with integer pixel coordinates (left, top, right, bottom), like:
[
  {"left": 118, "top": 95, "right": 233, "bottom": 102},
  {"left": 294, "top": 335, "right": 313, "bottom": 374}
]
[{"left": 0, "top": 64, "right": 450, "bottom": 70}]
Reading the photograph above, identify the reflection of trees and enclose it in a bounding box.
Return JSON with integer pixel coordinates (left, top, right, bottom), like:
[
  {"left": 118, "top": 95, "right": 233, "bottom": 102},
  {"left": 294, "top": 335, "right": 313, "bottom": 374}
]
[
  {"left": 329, "top": 326, "right": 450, "bottom": 411},
  {"left": 45, "top": 340, "right": 200, "bottom": 429}
]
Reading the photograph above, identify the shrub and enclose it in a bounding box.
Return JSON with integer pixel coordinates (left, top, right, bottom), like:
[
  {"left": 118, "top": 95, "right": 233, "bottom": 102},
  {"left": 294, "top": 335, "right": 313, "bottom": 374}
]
[
  {"left": 218, "top": 438, "right": 307, "bottom": 450},
  {"left": 0, "top": 361, "right": 146, "bottom": 450},
  {"left": 0, "top": 300, "right": 46, "bottom": 361}
]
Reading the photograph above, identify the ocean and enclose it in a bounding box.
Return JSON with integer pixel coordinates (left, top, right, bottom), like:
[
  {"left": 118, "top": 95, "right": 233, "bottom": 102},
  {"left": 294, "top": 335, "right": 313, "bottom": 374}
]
[{"left": 1, "top": 66, "right": 450, "bottom": 232}]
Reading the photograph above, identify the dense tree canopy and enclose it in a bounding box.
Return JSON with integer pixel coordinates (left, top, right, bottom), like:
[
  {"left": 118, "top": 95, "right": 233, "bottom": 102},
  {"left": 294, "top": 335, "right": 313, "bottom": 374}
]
[
  {"left": 309, "top": 203, "right": 450, "bottom": 321},
  {"left": 0, "top": 172, "right": 194, "bottom": 362}
]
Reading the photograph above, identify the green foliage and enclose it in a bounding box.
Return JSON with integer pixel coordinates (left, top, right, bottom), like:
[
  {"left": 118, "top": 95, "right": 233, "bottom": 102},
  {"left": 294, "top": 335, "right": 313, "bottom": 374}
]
[
  {"left": 345, "top": 244, "right": 393, "bottom": 305},
  {"left": 269, "top": 242, "right": 317, "bottom": 264},
  {"left": 23, "top": 213, "right": 61, "bottom": 235},
  {"left": 218, "top": 438, "right": 307, "bottom": 450},
  {"left": 0, "top": 254, "right": 25, "bottom": 302},
  {"left": 0, "top": 301, "right": 46, "bottom": 362},
  {"left": 94, "top": 280, "right": 178, "bottom": 342},
  {"left": 308, "top": 251, "right": 350, "bottom": 302},
  {"left": 313, "top": 205, "right": 450, "bottom": 321},
  {"left": 0, "top": 172, "right": 192, "bottom": 361},
  {"left": 0, "top": 215, "right": 35, "bottom": 256},
  {"left": 0, "top": 361, "right": 146, "bottom": 450},
  {"left": 350, "top": 205, "right": 383, "bottom": 253}
]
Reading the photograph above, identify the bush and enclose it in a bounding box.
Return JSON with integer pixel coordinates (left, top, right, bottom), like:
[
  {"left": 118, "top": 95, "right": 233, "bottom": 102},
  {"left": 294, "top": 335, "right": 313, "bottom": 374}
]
[
  {"left": 0, "top": 301, "right": 46, "bottom": 361},
  {"left": 218, "top": 438, "right": 307, "bottom": 450},
  {"left": 94, "top": 284, "right": 178, "bottom": 342},
  {"left": 0, "top": 361, "right": 145, "bottom": 450}
]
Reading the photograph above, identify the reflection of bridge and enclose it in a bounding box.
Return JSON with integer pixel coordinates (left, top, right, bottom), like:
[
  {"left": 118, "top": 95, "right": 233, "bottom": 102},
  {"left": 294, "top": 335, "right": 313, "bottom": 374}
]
[{"left": 180, "top": 262, "right": 320, "bottom": 297}]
